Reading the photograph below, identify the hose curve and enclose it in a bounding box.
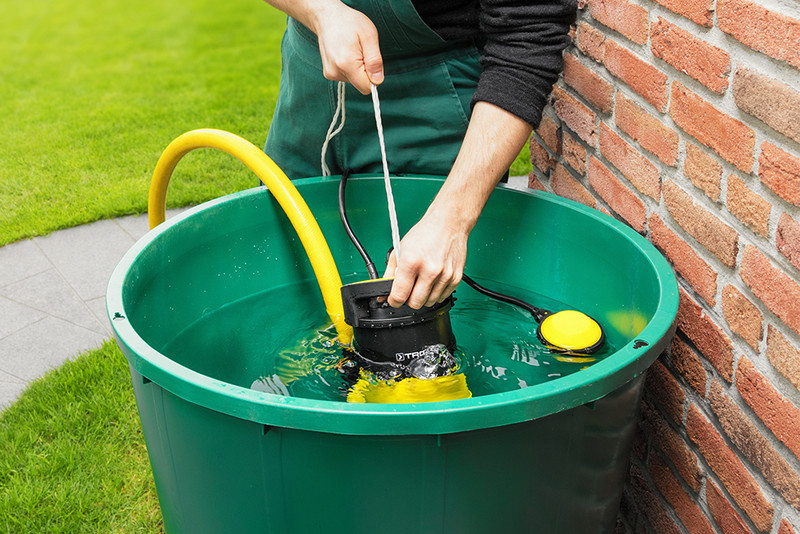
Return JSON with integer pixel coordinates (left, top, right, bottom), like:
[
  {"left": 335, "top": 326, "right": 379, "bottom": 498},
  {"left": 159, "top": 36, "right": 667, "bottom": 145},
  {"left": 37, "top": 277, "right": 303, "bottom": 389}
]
[{"left": 148, "top": 128, "right": 353, "bottom": 344}]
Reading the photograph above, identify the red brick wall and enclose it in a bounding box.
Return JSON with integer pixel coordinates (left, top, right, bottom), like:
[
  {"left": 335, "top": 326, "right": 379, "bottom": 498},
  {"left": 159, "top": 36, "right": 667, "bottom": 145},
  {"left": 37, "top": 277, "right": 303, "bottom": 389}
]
[{"left": 529, "top": 0, "right": 800, "bottom": 530}]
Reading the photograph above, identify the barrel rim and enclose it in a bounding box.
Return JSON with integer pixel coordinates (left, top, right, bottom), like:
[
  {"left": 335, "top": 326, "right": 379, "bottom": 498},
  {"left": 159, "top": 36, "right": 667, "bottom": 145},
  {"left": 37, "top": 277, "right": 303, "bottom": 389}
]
[{"left": 106, "top": 176, "right": 679, "bottom": 435}]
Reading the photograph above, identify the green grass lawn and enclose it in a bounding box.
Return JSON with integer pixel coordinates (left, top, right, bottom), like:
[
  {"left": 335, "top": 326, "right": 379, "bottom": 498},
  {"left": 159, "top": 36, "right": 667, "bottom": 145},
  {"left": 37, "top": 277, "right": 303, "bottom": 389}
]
[
  {"left": 0, "top": 0, "right": 285, "bottom": 247},
  {"left": 0, "top": 0, "right": 531, "bottom": 247},
  {"left": 0, "top": 341, "right": 161, "bottom": 533}
]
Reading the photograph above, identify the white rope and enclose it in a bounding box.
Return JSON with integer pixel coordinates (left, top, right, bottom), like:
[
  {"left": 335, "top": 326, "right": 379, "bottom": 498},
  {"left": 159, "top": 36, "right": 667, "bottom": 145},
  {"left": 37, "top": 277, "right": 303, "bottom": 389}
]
[
  {"left": 320, "top": 81, "right": 401, "bottom": 261},
  {"left": 320, "top": 81, "right": 347, "bottom": 176},
  {"left": 370, "top": 83, "right": 401, "bottom": 260}
]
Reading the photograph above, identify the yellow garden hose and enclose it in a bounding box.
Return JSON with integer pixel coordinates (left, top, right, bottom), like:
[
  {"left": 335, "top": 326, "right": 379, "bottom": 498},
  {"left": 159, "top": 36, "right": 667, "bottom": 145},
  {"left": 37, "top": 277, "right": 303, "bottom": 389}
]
[{"left": 148, "top": 129, "right": 353, "bottom": 345}]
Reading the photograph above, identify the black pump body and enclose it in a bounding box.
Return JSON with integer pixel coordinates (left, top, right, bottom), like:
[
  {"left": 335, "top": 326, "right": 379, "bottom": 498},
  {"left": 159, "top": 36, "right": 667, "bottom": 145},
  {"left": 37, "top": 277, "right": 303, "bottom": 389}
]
[{"left": 341, "top": 279, "right": 456, "bottom": 373}]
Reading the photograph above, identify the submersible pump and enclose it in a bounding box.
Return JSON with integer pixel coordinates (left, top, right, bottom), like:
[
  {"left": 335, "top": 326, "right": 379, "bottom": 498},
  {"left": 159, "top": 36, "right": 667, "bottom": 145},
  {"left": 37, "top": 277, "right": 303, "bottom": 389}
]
[
  {"left": 337, "top": 170, "right": 459, "bottom": 379},
  {"left": 341, "top": 278, "right": 457, "bottom": 379}
]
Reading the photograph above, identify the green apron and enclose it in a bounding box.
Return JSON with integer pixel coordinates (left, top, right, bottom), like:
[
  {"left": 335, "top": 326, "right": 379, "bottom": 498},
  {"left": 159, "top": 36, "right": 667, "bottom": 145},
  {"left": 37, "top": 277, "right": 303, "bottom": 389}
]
[{"left": 264, "top": 0, "right": 481, "bottom": 179}]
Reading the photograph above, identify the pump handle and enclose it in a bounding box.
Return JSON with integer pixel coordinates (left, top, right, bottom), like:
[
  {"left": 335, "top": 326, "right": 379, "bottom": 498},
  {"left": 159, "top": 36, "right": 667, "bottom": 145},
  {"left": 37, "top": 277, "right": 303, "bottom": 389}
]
[{"left": 340, "top": 279, "right": 394, "bottom": 326}]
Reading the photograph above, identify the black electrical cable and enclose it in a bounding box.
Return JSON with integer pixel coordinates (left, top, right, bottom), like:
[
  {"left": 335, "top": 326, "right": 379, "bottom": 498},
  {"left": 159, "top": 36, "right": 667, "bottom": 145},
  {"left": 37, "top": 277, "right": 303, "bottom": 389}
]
[
  {"left": 460, "top": 274, "right": 550, "bottom": 324},
  {"left": 339, "top": 169, "right": 379, "bottom": 279}
]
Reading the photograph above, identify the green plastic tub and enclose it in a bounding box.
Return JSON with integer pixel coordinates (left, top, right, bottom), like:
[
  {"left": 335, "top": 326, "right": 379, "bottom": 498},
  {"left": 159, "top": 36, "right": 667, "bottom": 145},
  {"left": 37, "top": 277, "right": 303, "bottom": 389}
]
[{"left": 107, "top": 176, "right": 678, "bottom": 534}]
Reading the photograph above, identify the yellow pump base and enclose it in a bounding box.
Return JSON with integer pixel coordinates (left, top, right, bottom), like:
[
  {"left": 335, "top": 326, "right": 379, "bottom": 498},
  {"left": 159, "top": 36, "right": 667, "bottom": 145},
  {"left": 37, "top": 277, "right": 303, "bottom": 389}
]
[{"left": 347, "top": 373, "right": 472, "bottom": 404}]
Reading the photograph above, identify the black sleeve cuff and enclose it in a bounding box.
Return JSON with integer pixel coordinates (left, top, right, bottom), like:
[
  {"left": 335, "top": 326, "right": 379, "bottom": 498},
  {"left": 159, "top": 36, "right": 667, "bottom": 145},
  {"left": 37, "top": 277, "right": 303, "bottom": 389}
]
[{"left": 471, "top": 68, "right": 552, "bottom": 128}]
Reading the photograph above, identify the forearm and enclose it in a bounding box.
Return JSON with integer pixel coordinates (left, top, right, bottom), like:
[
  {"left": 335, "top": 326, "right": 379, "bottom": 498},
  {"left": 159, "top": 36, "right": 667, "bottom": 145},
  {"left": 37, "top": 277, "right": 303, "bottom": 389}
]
[
  {"left": 385, "top": 102, "right": 532, "bottom": 308},
  {"left": 262, "top": 0, "right": 338, "bottom": 34},
  {"left": 426, "top": 101, "right": 533, "bottom": 235}
]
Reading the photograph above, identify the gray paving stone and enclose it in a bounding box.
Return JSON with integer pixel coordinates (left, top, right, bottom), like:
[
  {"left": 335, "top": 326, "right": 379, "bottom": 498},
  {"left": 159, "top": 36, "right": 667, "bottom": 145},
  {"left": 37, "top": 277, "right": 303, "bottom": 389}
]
[
  {"left": 0, "top": 269, "right": 106, "bottom": 335},
  {"left": 506, "top": 175, "right": 528, "bottom": 191},
  {"left": 85, "top": 296, "right": 113, "bottom": 335},
  {"left": 0, "top": 316, "right": 107, "bottom": 382},
  {"left": 0, "top": 377, "right": 27, "bottom": 410},
  {"left": 113, "top": 213, "right": 150, "bottom": 241},
  {"left": 33, "top": 219, "right": 136, "bottom": 302},
  {"left": 0, "top": 208, "right": 197, "bottom": 412},
  {"left": 0, "top": 365, "right": 23, "bottom": 383},
  {"left": 114, "top": 208, "right": 191, "bottom": 242},
  {"left": 0, "top": 296, "right": 46, "bottom": 339},
  {"left": 0, "top": 238, "right": 53, "bottom": 288}
]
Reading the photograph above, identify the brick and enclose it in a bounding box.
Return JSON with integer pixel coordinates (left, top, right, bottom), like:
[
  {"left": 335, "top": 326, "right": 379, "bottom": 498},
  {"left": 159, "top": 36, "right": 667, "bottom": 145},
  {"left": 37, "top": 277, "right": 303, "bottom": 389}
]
[
  {"left": 686, "top": 405, "right": 774, "bottom": 532},
  {"left": 671, "top": 336, "right": 707, "bottom": 396},
  {"left": 706, "top": 482, "right": 752, "bottom": 534},
  {"left": 727, "top": 174, "right": 771, "bottom": 237},
  {"left": 618, "top": 490, "right": 636, "bottom": 531},
  {"left": 616, "top": 92, "right": 679, "bottom": 166},
  {"left": 670, "top": 82, "right": 755, "bottom": 172},
  {"left": 605, "top": 41, "right": 670, "bottom": 112},
  {"left": 563, "top": 131, "right": 587, "bottom": 175},
  {"left": 577, "top": 22, "right": 606, "bottom": 63},
  {"left": 600, "top": 124, "right": 661, "bottom": 199},
  {"left": 553, "top": 85, "right": 597, "bottom": 146},
  {"left": 663, "top": 181, "right": 739, "bottom": 267},
  {"left": 651, "top": 0, "right": 714, "bottom": 27},
  {"left": 721, "top": 285, "right": 762, "bottom": 350},
  {"left": 531, "top": 137, "right": 556, "bottom": 174},
  {"left": 677, "top": 290, "right": 735, "bottom": 381},
  {"left": 640, "top": 399, "right": 703, "bottom": 490},
  {"left": 709, "top": 378, "right": 800, "bottom": 510},
  {"left": 684, "top": 143, "right": 722, "bottom": 202},
  {"left": 527, "top": 173, "right": 546, "bottom": 191},
  {"left": 628, "top": 462, "right": 684, "bottom": 534},
  {"left": 779, "top": 519, "right": 798, "bottom": 534},
  {"left": 718, "top": 0, "right": 800, "bottom": 70},
  {"left": 650, "top": 454, "right": 715, "bottom": 534},
  {"left": 733, "top": 68, "right": 800, "bottom": 146},
  {"left": 767, "top": 325, "right": 800, "bottom": 393},
  {"left": 759, "top": 143, "right": 800, "bottom": 208},
  {"left": 588, "top": 156, "right": 646, "bottom": 231},
  {"left": 777, "top": 213, "right": 800, "bottom": 271},
  {"left": 651, "top": 18, "right": 730, "bottom": 93},
  {"left": 649, "top": 214, "right": 717, "bottom": 305},
  {"left": 589, "top": 0, "right": 649, "bottom": 45},
  {"left": 552, "top": 163, "right": 596, "bottom": 207},
  {"left": 564, "top": 54, "right": 615, "bottom": 114},
  {"left": 737, "top": 356, "right": 800, "bottom": 462},
  {"left": 632, "top": 417, "right": 648, "bottom": 461},
  {"left": 537, "top": 115, "right": 562, "bottom": 155},
  {"left": 741, "top": 245, "right": 800, "bottom": 336},
  {"left": 646, "top": 359, "right": 685, "bottom": 424}
]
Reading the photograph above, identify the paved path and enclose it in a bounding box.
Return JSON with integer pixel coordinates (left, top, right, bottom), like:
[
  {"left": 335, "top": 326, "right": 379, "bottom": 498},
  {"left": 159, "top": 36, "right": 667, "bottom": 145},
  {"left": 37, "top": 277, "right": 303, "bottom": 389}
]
[{"left": 0, "top": 209, "right": 187, "bottom": 410}]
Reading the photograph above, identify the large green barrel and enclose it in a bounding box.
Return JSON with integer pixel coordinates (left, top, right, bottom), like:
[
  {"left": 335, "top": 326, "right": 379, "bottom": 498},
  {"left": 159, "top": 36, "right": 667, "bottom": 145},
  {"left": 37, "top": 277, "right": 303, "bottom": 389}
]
[{"left": 107, "top": 176, "right": 678, "bottom": 533}]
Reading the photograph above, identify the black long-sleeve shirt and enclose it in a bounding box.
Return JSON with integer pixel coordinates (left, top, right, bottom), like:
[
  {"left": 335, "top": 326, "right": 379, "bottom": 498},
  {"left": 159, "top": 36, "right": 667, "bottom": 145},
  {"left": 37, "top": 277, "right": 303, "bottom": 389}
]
[{"left": 411, "top": 0, "right": 576, "bottom": 128}]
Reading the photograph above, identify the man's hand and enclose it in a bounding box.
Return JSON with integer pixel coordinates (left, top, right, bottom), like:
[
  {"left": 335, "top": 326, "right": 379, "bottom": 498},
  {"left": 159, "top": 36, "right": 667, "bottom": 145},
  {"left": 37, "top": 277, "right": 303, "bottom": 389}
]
[
  {"left": 385, "top": 208, "right": 468, "bottom": 309},
  {"left": 313, "top": 3, "right": 384, "bottom": 94},
  {"left": 263, "top": 0, "right": 383, "bottom": 94}
]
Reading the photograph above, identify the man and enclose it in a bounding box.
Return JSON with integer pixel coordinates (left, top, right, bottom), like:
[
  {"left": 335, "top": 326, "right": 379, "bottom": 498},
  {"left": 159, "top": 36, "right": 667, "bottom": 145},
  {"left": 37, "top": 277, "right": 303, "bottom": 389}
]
[{"left": 263, "top": 0, "right": 575, "bottom": 310}]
